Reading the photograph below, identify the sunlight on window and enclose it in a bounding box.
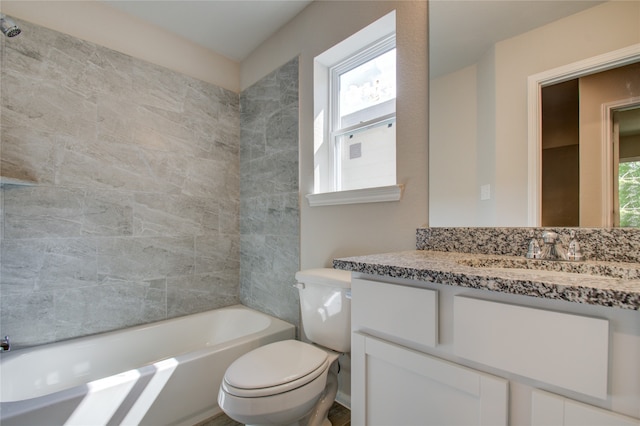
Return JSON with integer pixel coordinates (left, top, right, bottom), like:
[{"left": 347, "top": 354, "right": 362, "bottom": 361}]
[{"left": 340, "top": 48, "right": 396, "bottom": 118}]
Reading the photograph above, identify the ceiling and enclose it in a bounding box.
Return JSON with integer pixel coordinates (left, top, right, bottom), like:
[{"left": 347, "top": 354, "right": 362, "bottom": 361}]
[
  {"left": 102, "top": 0, "right": 313, "bottom": 62},
  {"left": 101, "top": 1, "right": 604, "bottom": 68}
]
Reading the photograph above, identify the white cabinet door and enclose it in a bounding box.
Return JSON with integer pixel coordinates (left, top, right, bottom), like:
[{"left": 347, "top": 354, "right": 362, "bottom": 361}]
[
  {"left": 532, "top": 389, "right": 640, "bottom": 426},
  {"left": 352, "top": 332, "right": 508, "bottom": 426}
]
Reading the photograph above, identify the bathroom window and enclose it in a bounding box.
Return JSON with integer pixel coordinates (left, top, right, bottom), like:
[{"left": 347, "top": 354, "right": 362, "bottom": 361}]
[
  {"left": 309, "top": 11, "right": 401, "bottom": 206},
  {"left": 330, "top": 38, "right": 396, "bottom": 192}
]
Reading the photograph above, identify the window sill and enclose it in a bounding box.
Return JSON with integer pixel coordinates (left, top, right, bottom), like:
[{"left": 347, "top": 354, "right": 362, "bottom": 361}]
[{"left": 305, "top": 184, "right": 404, "bottom": 207}]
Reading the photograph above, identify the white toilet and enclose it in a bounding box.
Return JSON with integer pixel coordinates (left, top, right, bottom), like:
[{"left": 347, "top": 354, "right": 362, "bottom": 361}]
[{"left": 218, "top": 268, "right": 352, "bottom": 426}]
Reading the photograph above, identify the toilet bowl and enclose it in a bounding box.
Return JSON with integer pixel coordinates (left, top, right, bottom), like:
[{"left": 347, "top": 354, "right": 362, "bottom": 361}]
[
  {"left": 218, "top": 340, "right": 340, "bottom": 426},
  {"left": 218, "top": 268, "right": 351, "bottom": 426}
]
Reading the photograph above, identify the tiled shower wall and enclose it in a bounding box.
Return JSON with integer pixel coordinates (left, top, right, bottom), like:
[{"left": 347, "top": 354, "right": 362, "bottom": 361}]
[
  {"left": 239, "top": 58, "right": 300, "bottom": 329},
  {"left": 0, "top": 19, "right": 241, "bottom": 347}
]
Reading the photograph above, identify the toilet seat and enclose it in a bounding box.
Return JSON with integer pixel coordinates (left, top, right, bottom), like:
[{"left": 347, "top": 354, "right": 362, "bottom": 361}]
[{"left": 222, "top": 340, "right": 330, "bottom": 398}]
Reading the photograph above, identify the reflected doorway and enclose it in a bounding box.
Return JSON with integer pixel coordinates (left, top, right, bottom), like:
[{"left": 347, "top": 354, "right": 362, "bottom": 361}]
[
  {"left": 613, "top": 107, "right": 640, "bottom": 227},
  {"left": 539, "top": 61, "right": 640, "bottom": 227}
]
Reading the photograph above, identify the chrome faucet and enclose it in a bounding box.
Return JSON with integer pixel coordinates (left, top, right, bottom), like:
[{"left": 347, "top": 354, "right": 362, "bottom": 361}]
[
  {"left": 540, "top": 231, "right": 567, "bottom": 261},
  {"left": 526, "top": 230, "right": 583, "bottom": 261},
  {"left": 1, "top": 335, "right": 10, "bottom": 352}
]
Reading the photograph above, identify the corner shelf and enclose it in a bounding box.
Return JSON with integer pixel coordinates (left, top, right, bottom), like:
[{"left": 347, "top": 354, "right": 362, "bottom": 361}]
[{"left": 0, "top": 176, "right": 37, "bottom": 188}]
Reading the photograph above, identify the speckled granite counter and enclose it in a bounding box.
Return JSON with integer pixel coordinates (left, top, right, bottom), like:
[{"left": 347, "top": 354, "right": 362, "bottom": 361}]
[{"left": 333, "top": 250, "right": 640, "bottom": 310}]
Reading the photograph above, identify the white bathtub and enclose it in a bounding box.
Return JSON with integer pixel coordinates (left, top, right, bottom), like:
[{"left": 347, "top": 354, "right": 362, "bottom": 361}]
[{"left": 0, "top": 305, "right": 295, "bottom": 426}]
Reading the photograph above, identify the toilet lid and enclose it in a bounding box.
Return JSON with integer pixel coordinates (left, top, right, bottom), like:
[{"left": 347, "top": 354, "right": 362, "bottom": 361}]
[{"left": 223, "top": 340, "right": 329, "bottom": 396}]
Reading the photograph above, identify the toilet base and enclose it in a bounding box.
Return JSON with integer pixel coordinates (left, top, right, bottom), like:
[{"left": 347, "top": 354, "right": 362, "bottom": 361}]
[{"left": 305, "top": 361, "right": 339, "bottom": 426}]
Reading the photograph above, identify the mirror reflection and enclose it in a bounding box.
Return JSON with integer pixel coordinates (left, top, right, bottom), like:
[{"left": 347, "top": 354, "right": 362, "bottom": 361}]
[
  {"left": 614, "top": 106, "right": 640, "bottom": 227},
  {"left": 428, "top": 0, "right": 640, "bottom": 227},
  {"left": 541, "top": 64, "right": 640, "bottom": 227}
]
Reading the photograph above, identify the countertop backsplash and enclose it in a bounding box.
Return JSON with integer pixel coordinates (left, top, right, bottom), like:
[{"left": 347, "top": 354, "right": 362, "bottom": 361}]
[{"left": 416, "top": 227, "right": 640, "bottom": 264}]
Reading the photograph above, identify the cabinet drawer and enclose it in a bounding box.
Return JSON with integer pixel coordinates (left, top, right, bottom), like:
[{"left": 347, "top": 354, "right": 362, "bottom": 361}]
[
  {"left": 352, "top": 278, "right": 437, "bottom": 348},
  {"left": 532, "top": 389, "right": 640, "bottom": 426},
  {"left": 454, "top": 296, "right": 609, "bottom": 399}
]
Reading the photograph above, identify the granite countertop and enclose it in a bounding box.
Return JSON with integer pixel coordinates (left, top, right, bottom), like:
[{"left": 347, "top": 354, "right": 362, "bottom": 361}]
[{"left": 333, "top": 250, "right": 640, "bottom": 310}]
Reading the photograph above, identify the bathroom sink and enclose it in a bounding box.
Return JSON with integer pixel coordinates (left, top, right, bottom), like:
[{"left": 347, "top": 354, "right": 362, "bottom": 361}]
[{"left": 456, "top": 257, "right": 640, "bottom": 280}]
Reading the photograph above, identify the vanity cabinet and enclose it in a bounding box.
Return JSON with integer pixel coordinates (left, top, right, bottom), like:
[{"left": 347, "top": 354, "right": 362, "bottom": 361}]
[
  {"left": 351, "top": 278, "right": 508, "bottom": 425},
  {"left": 350, "top": 276, "right": 640, "bottom": 425}
]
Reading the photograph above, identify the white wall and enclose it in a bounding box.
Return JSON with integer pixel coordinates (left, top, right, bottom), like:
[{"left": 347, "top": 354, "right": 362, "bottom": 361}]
[
  {"left": 242, "top": 1, "right": 428, "bottom": 268},
  {"left": 430, "top": 0, "right": 640, "bottom": 227},
  {"left": 0, "top": 1, "right": 239, "bottom": 92},
  {"left": 429, "top": 65, "right": 478, "bottom": 226}
]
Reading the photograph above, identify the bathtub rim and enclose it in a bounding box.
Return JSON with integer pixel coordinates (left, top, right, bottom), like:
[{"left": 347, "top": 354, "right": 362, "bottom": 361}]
[
  {"left": 1, "top": 304, "right": 287, "bottom": 355},
  {"left": 0, "top": 305, "right": 295, "bottom": 406}
]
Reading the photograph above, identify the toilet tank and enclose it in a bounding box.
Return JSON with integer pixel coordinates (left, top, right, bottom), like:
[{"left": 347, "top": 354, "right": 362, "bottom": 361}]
[{"left": 295, "top": 268, "right": 352, "bottom": 353}]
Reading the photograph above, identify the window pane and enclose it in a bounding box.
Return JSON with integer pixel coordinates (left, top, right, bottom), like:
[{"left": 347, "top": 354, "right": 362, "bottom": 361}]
[
  {"left": 336, "top": 120, "right": 396, "bottom": 191},
  {"left": 339, "top": 48, "right": 396, "bottom": 122}
]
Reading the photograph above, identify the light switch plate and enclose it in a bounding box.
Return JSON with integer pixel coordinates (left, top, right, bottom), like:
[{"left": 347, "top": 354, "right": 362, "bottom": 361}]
[{"left": 480, "top": 184, "right": 491, "bottom": 200}]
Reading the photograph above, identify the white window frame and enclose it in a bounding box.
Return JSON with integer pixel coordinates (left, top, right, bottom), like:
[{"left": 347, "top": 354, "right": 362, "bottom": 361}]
[
  {"left": 308, "top": 10, "right": 403, "bottom": 207},
  {"left": 330, "top": 35, "right": 396, "bottom": 192}
]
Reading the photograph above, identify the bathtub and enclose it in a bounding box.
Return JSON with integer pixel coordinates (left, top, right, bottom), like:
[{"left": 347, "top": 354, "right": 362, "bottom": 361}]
[{"left": 0, "top": 305, "right": 295, "bottom": 426}]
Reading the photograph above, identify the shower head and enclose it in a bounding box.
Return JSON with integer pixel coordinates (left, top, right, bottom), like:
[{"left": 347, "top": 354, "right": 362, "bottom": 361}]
[{"left": 0, "top": 14, "right": 21, "bottom": 37}]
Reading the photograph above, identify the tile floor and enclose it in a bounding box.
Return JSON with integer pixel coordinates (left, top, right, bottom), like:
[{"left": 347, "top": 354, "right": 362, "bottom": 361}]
[{"left": 196, "top": 402, "right": 350, "bottom": 426}]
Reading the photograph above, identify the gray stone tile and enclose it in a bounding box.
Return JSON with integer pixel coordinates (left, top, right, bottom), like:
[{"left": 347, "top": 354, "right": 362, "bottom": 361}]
[
  {"left": 82, "top": 190, "right": 133, "bottom": 236},
  {"left": 195, "top": 234, "right": 240, "bottom": 275},
  {"left": 239, "top": 57, "right": 300, "bottom": 328},
  {"left": 54, "top": 280, "right": 166, "bottom": 339},
  {"left": 0, "top": 290, "right": 56, "bottom": 348},
  {"left": 36, "top": 238, "right": 98, "bottom": 290},
  {"left": 132, "top": 60, "right": 189, "bottom": 112},
  {"left": 3, "top": 187, "right": 85, "bottom": 238},
  {"left": 133, "top": 193, "right": 219, "bottom": 237},
  {"left": 97, "top": 237, "right": 194, "bottom": 281},
  {"left": 1, "top": 239, "right": 47, "bottom": 294},
  {"left": 0, "top": 17, "right": 269, "bottom": 347},
  {"left": 0, "top": 123, "right": 56, "bottom": 184},
  {"left": 265, "top": 193, "right": 300, "bottom": 237},
  {"left": 166, "top": 273, "right": 239, "bottom": 318},
  {"left": 1, "top": 71, "right": 97, "bottom": 139}
]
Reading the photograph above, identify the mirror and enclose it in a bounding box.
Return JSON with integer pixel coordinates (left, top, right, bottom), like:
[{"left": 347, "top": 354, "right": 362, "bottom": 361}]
[{"left": 428, "top": 0, "right": 640, "bottom": 227}]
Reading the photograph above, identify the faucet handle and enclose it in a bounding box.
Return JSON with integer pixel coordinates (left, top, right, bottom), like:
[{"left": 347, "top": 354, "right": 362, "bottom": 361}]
[
  {"left": 566, "top": 230, "right": 583, "bottom": 261},
  {"left": 526, "top": 231, "right": 542, "bottom": 259},
  {"left": 0, "top": 335, "right": 9, "bottom": 352}
]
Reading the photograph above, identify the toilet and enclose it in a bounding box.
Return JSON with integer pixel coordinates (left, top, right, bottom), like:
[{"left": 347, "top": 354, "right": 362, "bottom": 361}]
[{"left": 218, "top": 268, "right": 352, "bottom": 426}]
